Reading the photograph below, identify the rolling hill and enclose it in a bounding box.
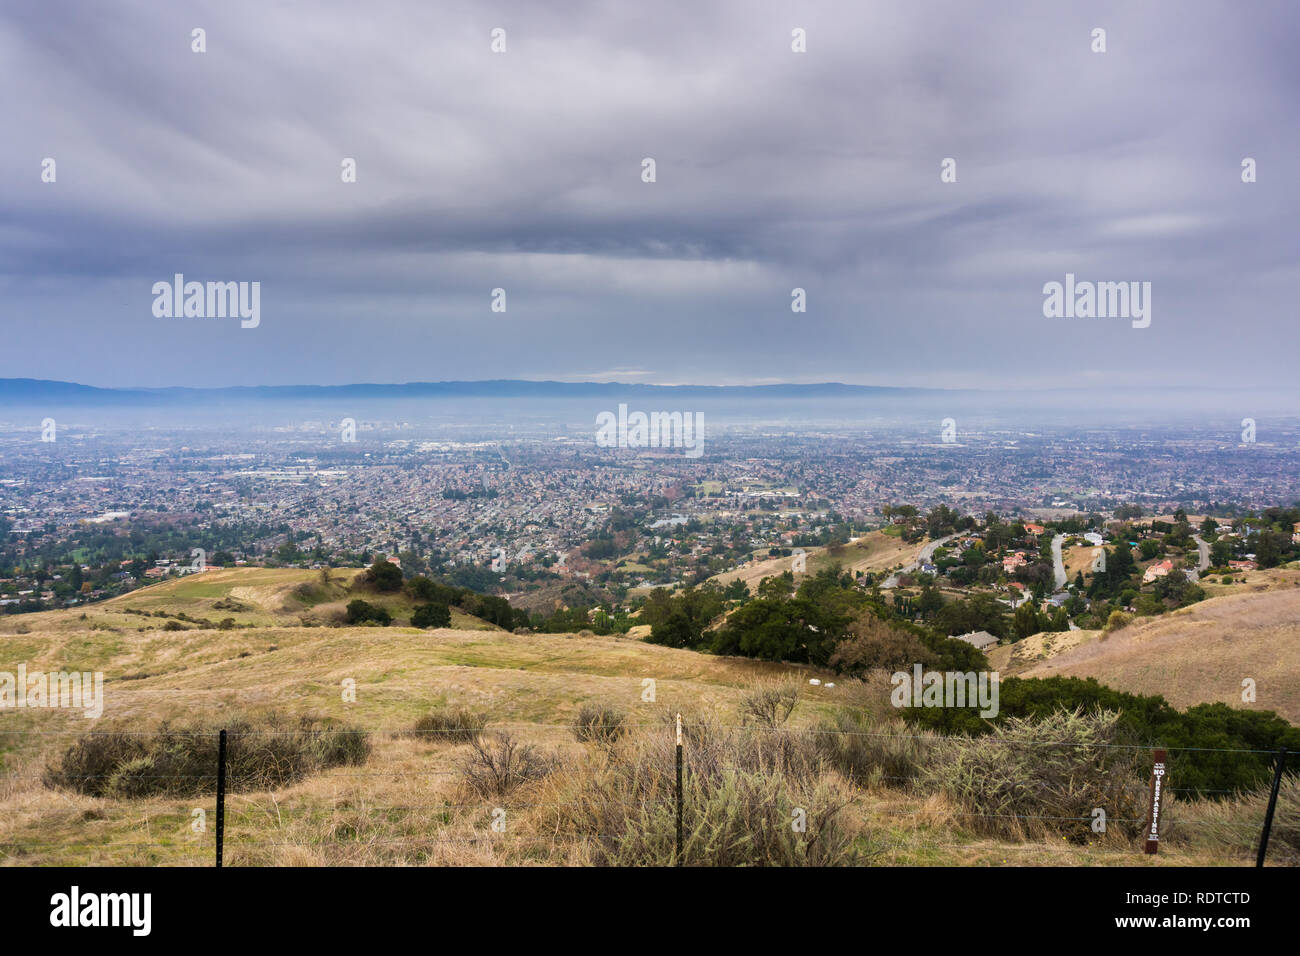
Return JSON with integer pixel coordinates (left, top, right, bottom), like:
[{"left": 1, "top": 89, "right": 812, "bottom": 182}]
[
  {"left": 0, "top": 568, "right": 1291, "bottom": 867},
  {"left": 999, "top": 569, "right": 1300, "bottom": 722}
]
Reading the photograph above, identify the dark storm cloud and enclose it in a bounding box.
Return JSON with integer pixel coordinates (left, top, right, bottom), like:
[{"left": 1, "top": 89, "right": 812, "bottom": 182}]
[{"left": 0, "top": 0, "right": 1297, "bottom": 388}]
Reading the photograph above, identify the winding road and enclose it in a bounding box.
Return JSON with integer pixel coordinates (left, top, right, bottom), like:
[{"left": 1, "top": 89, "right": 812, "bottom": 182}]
[
  {"left": 1191, "top": 533, "right": 1211, "bottom": 572},
  {"left": 880, "top": 533, "right": 961, "bottom": 588},
  {"left": 1050, "top": 533, "right": 1069, "bottom": 590}
]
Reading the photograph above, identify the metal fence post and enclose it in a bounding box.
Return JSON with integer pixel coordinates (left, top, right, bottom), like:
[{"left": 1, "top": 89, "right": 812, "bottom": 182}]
[
  {"left": 215, "top": 728, "right": 227, "bottom": 868},
  {"left": 675, "top": 712, "right": 683, "bottom": 866},
  {"left": 1256, "top": 747, "right": 1287, "bottom": 867}
]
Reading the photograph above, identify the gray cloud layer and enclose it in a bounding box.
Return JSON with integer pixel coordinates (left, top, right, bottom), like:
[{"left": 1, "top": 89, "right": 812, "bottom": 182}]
[{"left": 2, "top": 0, "right": 1297, "bottom": 388}]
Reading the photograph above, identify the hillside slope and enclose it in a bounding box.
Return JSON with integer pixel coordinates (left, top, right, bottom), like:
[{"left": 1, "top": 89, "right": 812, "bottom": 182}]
[
  {"left": 0, "top": 568, "right": 1283, "bottom": 867},
  {"left": 711, "top": 529, "right": 920, "bottom": 590},
  {"left": 1016, "top": 573, "right": 1300, "bottom": 722}
]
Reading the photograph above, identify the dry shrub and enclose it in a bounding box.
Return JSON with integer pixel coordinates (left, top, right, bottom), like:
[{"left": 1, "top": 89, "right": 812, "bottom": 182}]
[
  {"left": 739, "top": 679, "right": 800, "bottom": 728},
  {"left": 1174, "top": 774, "right": 1300, "bottom": 864},
  {"left": 815, "top": 710, "right": 937, "bottom": 789},
  {"left": 829, "top": 610, "right": 936, "bottom": 676},
  {"left": 540, "top": 717, "right": 861, "bottom": 866},
  {"left": 922, "top": 708, "right": 1148, "bottom": 842},
  {"left": 410, "top": 706, "right": 488, "bottom": 744},
  {"left": 572, "top": 703, "right": 627, "bottom": 744},
  {"left": 662, "top": 706, "right": 821, "bottom": 784},
  {"left": 44, "top": 714, "right": 371, "bottom": 798},
  {"left": 460, "top": 732, "right": 554, "bottom": 799}
]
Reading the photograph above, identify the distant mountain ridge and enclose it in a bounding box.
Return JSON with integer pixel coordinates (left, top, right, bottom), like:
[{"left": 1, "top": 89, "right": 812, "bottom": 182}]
[
  {"left": 0, "top": 377, "right": 941, "bottom": 405},
  {"left": 0, "top": 377, "right": 1271, "bottom": 410}
]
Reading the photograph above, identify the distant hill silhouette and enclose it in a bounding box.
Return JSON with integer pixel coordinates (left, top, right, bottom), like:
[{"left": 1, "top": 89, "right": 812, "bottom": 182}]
[{"left": 0, "top": 377, "right": 940, "bottom": 405}]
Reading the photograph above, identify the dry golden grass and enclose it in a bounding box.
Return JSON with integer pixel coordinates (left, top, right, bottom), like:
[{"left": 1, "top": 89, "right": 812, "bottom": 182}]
[
  {"left": 710, "top": 530, "right": 921, "bottom": 591},
  {"left": 1060, "top": 543, "right": 1100, "bottom": 582},
  {"left": 0, "top": 568, "right": 1279, "bottom": 866},
  {"left": 1020, "top": 580, "right": 1300, "bottom": 721},
  {"left": 988, "top": 628, "right": 1101, "bottom": 675}
]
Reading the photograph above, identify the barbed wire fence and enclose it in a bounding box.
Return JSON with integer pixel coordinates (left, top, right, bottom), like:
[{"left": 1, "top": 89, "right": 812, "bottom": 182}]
[{"left": 0, "top": 720, "right": 1290, "bottom": 867}]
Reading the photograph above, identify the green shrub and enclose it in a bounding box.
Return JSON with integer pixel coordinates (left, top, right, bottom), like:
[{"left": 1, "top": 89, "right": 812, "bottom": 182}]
[
  {"left": 815, "top": 710, "right": 936, "bottom": 789},
  {"left": 572, "top": 703, "right": 627, "bottom": 744},
  {"left": 906, "top": 675, "right": 1300, "bottom": 794},
  {"left": 1104, "top": 610, "right": 1132, "bottom": 632},
  {"left": 104, "top": 756, "right": 161, "bottom": 799},
  {"left": 45, "top": 714, "right": 371, "bottom": 798},
  {"left": 922, "top": 708, "right": 1147, "bottom": 842},
  {"left": 364, "top": 559, "right": 404, "bottom": 592}
]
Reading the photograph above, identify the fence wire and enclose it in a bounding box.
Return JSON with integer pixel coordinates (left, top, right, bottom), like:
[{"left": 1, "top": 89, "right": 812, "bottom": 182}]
[{"left": 0, "top": 720, "right": 1290, "bottom": 866}]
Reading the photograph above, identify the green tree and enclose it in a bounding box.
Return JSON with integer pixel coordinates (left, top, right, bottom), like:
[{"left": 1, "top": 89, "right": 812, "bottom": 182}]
[
  {"left": 346, "top": 599, "right": 391, "bottom": 625},
  {"left": 365, "top": 559, "right": 404, "bottom": 592},
  {"left": 411, "top": 602, "right": 451, "bottom": 628},
  {"left": 1011, "top": 602, "right": 1043, "bottom": 641}
]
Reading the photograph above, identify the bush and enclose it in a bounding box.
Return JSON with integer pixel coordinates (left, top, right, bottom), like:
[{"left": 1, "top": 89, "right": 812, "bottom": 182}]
[
  {"left": 460, "top": 732, "right": 554, "bottom": 798},
  {"left": 572, "top": 703, "right": 627, "bottom": 743},
  {"left": 829, "top": 611, "right": 936, "bottom": 676},
  {"left": 815, "top": 710, "right": 936, "bottom": 789},
  {"left": 410, "top": 706, "right": 487, "bottom": 743},
  {"left": 411, "top": 602, "right": 451, "bottom": 629},
  {"left": 738, "top": 680, "right": 799, "bottom": 728},
  {"left": 102, "top": 756, "right": 162, "bottom": 799},
  {"left": 542, "top": 717, "right": 859, "bottom": 866},
  {"left": 922, "top": 708, "right": 1147, "bottom": 842},
  {"left": 45, "top": 714, "right": 371, "bottom": 798},
  {"left": 1104, "top": 610, "right": 1133, "bottom": 632}
]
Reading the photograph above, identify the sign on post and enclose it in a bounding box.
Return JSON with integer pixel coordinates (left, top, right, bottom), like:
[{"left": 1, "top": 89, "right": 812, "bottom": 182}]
[{"left": 1144, "top": 748, "right": 1167, "bottom": 854}]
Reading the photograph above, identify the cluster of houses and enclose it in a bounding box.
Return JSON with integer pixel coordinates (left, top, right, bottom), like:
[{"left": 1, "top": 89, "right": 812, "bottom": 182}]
[{"left": 1002, "top": 551, "right": 1029, "bottom": 574}]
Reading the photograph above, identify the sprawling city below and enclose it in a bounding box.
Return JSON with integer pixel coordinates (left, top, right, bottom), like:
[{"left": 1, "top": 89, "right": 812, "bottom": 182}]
[{"left": 4, "top": 391, "right": 1299, "bottom": 621}]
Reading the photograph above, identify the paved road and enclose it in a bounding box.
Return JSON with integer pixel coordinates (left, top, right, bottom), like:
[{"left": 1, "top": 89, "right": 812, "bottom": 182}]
[
  {"left": 1050, "top": 533, "right": 1068, "bottom": 590},
  {"left": 881, "top": 533, "right": 961, "bottom": 588},
  {"left": 1191, "top": 533, "right": 1211, "bottom": 572}
]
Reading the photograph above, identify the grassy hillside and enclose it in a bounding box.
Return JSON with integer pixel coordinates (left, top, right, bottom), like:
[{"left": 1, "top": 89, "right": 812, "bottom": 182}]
[
  {"left": 0, "top": 569, "right": 1290, "bottom": 867},
  {"left": 1014, "top": 570, "right": 1300, "bottom": 722},
  {"left": 711, "top": 530, "right": 919, "bottom": 590}
]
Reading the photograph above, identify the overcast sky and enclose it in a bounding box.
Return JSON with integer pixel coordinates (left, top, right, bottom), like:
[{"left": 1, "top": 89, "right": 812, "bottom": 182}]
[{"left": 2, "top": 0, "right": 1297, "bottom": 390}]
